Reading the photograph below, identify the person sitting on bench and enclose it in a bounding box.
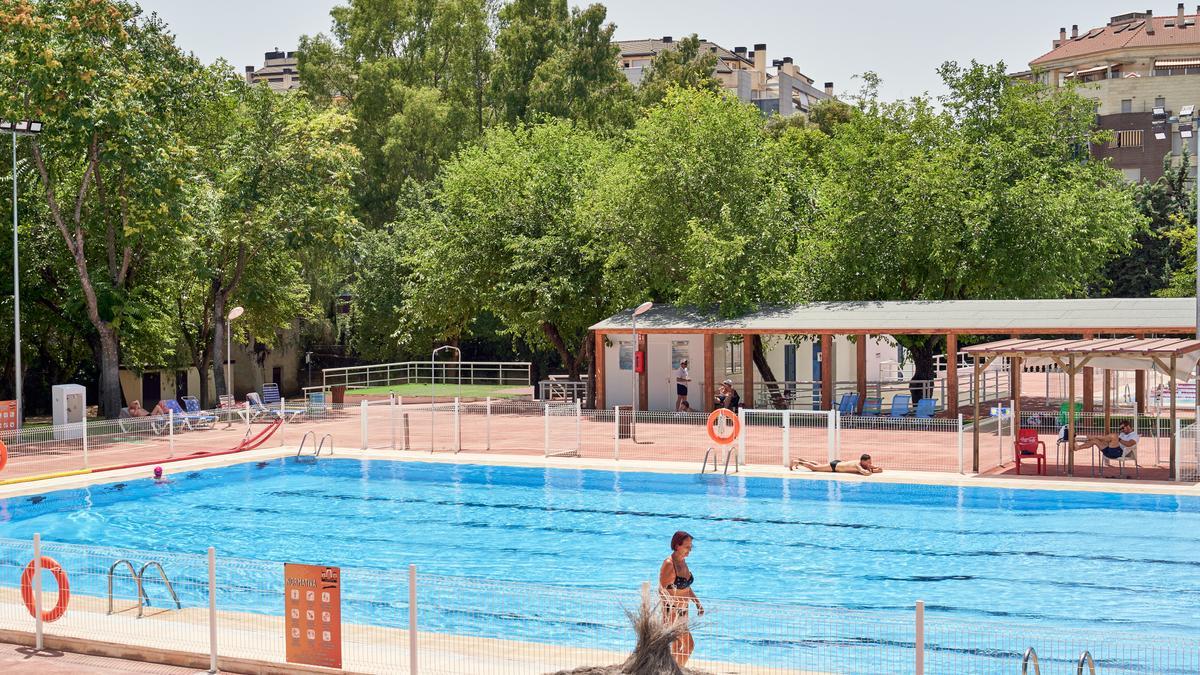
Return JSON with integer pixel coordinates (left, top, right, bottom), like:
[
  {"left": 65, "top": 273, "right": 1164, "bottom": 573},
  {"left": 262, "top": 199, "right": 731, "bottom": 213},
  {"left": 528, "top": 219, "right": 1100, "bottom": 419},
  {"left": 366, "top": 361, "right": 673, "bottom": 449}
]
[{"left": 792, "top": 454, "right": 882, "bottom": 476}]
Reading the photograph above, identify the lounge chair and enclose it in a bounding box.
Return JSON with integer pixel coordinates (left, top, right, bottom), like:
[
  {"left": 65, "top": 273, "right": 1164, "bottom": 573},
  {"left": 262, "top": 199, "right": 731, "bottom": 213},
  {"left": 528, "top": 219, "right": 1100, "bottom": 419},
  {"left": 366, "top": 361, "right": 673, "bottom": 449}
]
[
  {"left": 163, "top": 398, "right": 216, "bottom": 431},
  {"left": 912, "top": 398, "right": 936, "bottom": 419},
  {"left": 262, "top": 383, "right": 308, "bottom": 419},
  {"left": 861, "top": 397, "right": 882, "bottom": 416},
  {"left": 247, "top": 392, "right": 305, "bottom": 423},
  {"left": 306, "top": 391, "right": 329, "bottom": 418},
  {"left": 889, "top": 394, "right": 912, "bottom": 418},
  {"left": 180, "top": 397, "right": 218, "bottom": 429},
  {"left": 837, "top": 393, "right": 860, "bottom": 415}
]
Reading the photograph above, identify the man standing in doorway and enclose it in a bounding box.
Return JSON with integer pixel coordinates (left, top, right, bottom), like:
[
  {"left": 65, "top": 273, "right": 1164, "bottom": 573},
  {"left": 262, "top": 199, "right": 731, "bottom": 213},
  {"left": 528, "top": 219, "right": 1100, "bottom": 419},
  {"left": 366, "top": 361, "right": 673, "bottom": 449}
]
[{"left": 675, "top": 359, "right": 691, "bottom": 412}]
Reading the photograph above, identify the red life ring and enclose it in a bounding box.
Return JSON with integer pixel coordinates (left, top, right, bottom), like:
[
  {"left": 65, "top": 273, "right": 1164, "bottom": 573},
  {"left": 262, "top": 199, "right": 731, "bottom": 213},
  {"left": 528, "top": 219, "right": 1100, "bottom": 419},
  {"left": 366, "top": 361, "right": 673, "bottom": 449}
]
[
  {"left": 0, "top": 439, "right": 7, "bottom": 473},
  {"left": 20, "top": 556, "right": 70, "bottom": 622},
  {"left": 706, "top": 409, "right": 740, "bottom": 445}
]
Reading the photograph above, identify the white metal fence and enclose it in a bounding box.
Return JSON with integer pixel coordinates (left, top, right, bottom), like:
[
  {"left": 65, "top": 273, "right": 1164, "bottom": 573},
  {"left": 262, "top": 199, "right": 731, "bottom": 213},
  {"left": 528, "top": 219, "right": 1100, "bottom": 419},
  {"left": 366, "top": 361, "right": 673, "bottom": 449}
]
[
  {"left": 0, "top": 535, "right": 1194, "bottom": 674},
  {"left": 320, "top": 361, "right": 532, "bottom": 392}
]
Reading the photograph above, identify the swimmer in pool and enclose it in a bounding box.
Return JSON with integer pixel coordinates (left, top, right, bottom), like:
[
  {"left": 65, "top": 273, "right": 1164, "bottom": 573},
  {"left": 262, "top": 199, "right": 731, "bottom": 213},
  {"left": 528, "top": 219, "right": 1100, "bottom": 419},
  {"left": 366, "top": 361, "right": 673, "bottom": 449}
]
[{"left": 152, "top": 466, "right": 171, "bottom": 484}]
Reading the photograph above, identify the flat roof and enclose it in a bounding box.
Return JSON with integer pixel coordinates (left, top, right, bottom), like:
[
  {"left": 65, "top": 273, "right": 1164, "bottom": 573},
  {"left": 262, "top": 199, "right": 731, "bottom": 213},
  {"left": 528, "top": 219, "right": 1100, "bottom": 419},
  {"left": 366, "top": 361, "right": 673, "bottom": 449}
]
[{"left": 590, "top": 298, "right": 1196, "bottom": 335}]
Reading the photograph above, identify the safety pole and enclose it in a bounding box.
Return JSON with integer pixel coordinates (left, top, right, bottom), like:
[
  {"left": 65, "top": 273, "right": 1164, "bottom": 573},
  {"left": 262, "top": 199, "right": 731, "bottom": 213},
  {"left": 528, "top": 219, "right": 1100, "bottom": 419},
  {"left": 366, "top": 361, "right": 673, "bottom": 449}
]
[
  {"left": 454, "top": 397, "right": 461, "bottom": 453},
  {"left": 827, "top": 410, "right": 836, "bottom": 462},
  {"left": 485, "top": 397, "right": 492, "bottom": 451},
  {"left": 408, "top": 564, "right": 419, "bottom": 675},
  {"left": 390, "top": 394, "right": 397, "bottom": 451},
  {"left": 82, "top": 419, "right": 89, "bottom": 469},
  {"left": 208, "top": 546, "right": 218, "bottom": 673},
  {"left": 613, "top": 406, "right": 620, "bottom": 460},
  {"left": 957, "top": 414, "right": 965, "bottom": 475},
  {"left": 33, "top": 533, "right": 42, "bottom": 651},
  {"left": 575, "top": 400, "right": 582, "bottom": 454},
  {"left": 737, "top": 408, "right": 747, "bottom": 466},
  {"left": 781, "top": 410, "right": 791, "bottom": 469},
  {"left": 359, "top": 400, "right": 368, "bottom": 450},
  {"left": 915, "top": 600, "right": 925, "bottom": 675},
  {"left": 543, "top": 404, "right": 550, "bottom": 456},
  {"left": 168, "top": 409, "right": 175, "bottom": 458}
]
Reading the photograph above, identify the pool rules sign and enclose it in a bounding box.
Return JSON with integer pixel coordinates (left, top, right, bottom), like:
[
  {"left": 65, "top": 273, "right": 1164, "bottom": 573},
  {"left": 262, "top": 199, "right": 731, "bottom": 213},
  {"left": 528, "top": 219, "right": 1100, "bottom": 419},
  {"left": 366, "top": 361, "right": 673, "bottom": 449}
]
[{"left": 284, "top": 563, "right": 342, "bottom": 669}]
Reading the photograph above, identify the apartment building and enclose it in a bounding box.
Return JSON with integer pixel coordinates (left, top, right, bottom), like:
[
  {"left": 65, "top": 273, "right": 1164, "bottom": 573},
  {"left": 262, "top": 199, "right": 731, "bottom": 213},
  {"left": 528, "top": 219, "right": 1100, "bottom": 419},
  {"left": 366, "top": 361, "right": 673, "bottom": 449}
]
[
  {"left": 1029, "top": 5, "right": 1200, "bottom": 181},
  {"left": 244, "top": 49, "right": 300, "bottom": 92},
  {"left": 616, "top": 36, "right": 833, "bottom": 116}
]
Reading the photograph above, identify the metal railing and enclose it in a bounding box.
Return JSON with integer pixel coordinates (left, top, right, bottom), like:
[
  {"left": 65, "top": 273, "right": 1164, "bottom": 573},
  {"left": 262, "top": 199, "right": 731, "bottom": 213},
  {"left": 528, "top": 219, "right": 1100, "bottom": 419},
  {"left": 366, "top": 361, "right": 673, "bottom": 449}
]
[
  {"left": 320, "top": 360, "right": 531, "bottom": 391},
  {"left": 538, "top": 379, "right": 587, "bottom": 401}
]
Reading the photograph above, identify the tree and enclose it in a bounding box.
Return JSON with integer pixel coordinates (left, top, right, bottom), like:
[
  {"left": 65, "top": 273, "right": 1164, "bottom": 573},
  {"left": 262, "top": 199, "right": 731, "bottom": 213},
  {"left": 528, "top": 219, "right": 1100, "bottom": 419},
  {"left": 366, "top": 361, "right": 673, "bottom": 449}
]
[
  {"left": 402, "top": 120, "right": 618, "bottom": 380},
  {"left": 181, "top": 81, "right": 359, "bottom": 406},
  {"left": 1100, "top": 152, "right": 1193, "bottom": 297},
  {"left": 793, "top": 62, "right": 1143, "bottom": 399},
  {"left": 527, "top": 3, "right": 636, "bottom": 131},
  {"left": 635, "top": 34, "right": 720, "bottom": 108},
  {"left": 298, "top": 0, "right": 493, "bottom": 228},
  {"left": 489, "top": 0, "right": 569, "bottom": 125},
  {"left": 2, "top": 0, "right": 208, "bottom": 416}
]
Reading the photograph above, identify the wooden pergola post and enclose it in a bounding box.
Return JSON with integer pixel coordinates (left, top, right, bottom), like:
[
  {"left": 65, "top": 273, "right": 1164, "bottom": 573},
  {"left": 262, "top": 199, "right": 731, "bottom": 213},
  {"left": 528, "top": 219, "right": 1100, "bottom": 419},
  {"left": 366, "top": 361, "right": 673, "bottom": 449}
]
[
  {"left": 972, "top": 356, "right": 993, "bottom": 473},
  {"left": 1103, "top": 368, "right": 1112, "bottom": 434},
  {"left": 742, "top": 334, "right": 755, "bottom": 409},
  {"left": 637, "top": 333, "right": 648, "bottom": 412},
  {"left": 703, "top": 334, "right": 715, "bottom": 412},
  {"left": 1135, "top": 370, "right": 1146, "bottom": 414},
  {"left": 1067, "top": 356, "right": 1077, "bottom": 476},
  {"left": 946, "top": 333, "right": 959, "bottom": 414},
  {"left": 856, "top": 335, "right": 867, "bottom": 414},
  {"left": 820, "top": 333, "right": 834, "bottom": 411},
  {"left": 1011, "top": 356, "right": 1022, "bottom": 438},
  {"left": 594, "top": 331, "right": 606, "bottom": 409},
  {"left": 1082, "top": 333, "right": 1095, "bottom": 412}
]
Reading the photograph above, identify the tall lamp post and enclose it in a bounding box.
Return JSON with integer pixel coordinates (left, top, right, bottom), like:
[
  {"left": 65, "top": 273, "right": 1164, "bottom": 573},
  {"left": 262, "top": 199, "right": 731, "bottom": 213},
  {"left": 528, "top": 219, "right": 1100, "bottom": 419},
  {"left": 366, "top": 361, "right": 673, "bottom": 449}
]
[
  {"left": 1152, "top": 104, "right": 1200, "bottom": 338},
  {"left": 226, "top": 306, "right": 245, "bottom": 397},
  {"left": 630, "top": 301, "right": 653, "bottom": 414},
  {"left": 1, "top": 119, "right": 44, "bottom": 428}
]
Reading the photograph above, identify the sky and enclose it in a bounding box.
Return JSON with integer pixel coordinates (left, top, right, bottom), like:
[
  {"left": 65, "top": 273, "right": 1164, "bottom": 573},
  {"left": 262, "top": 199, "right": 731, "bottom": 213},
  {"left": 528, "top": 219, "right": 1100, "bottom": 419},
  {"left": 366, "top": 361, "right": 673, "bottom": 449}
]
[{"left": 138, "top": 0, "right": 1161, "bottom": 101}]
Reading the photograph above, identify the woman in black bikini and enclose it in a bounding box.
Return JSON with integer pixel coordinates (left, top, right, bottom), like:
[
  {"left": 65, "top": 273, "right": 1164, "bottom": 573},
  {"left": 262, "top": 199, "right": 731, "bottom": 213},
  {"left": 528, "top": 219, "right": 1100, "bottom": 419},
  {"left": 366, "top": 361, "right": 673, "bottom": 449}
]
[{"left": 658, "top": 530, "right": 703, "bottom": 667}]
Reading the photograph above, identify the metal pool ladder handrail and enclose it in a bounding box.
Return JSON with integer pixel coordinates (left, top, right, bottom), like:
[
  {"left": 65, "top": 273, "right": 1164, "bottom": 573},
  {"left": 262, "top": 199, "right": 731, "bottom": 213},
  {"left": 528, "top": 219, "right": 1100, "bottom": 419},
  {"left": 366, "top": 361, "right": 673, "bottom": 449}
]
[
  {"left": 1077, "top": 650, "right": 1096, "bottom": 675},
  {"left": 700, "top": 447, "right": 739, "bottom": 475},
  {"left": 315, "top": 433, "right": 333, "bottom": 456},
  {"left": 1022, "top": 647, "right": 1041, "bottom": 675},
  {"left": 137, "top": 561, "right": 182, "bottom": 617},
  {"left": 296, "top": 430, "right": 317, "bottom": 457},
  {"left": 106, "top": 559, "right": 140, "bottom": 615}
]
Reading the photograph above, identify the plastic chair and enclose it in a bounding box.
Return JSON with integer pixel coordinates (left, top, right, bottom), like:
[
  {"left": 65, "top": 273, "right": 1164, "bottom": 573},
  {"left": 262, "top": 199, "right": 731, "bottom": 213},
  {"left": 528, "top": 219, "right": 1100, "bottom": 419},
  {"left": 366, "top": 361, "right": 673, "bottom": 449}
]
[
  {"left": 1057, "top": 402, "right": 1083, "bottom": 428},
  {"left": 1015, "top": 428, "right": 1047, "bottom": 475},
  {"left": 889, "top": 394, "right": 912, "bottom": 418},
  {"left": 861, "top": 397, "right": 882, "bottom": 416},
  {"left": 837, "top": 393, "right": 859, "bottom": 415},
  {"left": 913, "top": 398, "right": 936, "bottom": 419}
]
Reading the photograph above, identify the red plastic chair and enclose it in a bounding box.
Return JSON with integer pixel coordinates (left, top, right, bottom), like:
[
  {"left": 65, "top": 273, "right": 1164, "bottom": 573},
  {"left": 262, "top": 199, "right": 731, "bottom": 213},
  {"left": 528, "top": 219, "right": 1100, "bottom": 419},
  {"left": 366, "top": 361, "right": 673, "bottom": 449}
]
[{"left": 1015, "top": 428, "right": 1047, "bottom": 475}]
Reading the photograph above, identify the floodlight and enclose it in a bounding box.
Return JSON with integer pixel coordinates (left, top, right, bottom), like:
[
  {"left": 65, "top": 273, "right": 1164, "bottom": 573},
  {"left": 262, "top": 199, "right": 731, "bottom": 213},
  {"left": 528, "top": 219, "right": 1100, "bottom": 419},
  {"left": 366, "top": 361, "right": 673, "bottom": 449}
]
[
  {"left": 27, "top": 121, "right": 42, "bottom": 133},
  {"left": 0, "top": 120, "right": 12, "bottom": 131},
  {"left": 1153, "top": 106, "right": 1167, "bottom": 117},
  {"left": 1181, "top": 123, "right": 1194, "bottom": 139},
  {"left": 1182, "top": 104, "right": 1195, "bottom": 117},
  {"left": 633, "top": 301, "right": 654, "bottom": 317},
  {"left": 1156, "top": 131, "right": 1168, "bottom": 140},
  {"left": 13, "top": 121, "right": 28, "bottom": 132}
]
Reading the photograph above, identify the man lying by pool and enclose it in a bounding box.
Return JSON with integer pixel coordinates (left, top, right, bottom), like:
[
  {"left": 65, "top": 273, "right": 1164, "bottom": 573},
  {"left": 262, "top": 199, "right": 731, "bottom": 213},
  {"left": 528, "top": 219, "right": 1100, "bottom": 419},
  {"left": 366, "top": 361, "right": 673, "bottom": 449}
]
[{"left": 791, "top": 454, "right": 882, "bottom": 475}]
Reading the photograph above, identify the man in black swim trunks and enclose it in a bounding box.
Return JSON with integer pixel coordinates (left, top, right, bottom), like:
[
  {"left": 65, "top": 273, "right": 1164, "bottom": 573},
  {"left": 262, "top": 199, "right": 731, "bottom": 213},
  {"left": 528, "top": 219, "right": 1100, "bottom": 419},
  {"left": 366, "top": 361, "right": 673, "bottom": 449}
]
[{"left": 792, "top": 453, "right": 882, "bottom": 475}]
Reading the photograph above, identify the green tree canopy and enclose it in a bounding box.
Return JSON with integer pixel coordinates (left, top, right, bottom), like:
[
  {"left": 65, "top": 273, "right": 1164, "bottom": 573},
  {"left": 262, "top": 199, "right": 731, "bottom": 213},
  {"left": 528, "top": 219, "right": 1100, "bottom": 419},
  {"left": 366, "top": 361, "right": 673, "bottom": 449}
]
[{"left": 635, "top": 34, "right": 720, "bottom": 108}]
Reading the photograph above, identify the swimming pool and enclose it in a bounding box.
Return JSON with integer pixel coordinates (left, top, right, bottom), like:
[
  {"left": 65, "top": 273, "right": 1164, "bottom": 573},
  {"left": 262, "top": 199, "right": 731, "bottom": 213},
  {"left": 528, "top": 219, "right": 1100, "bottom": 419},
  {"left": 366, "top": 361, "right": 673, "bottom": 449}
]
[{"left": 0, "top": 458, "right": 1197, "bottom": 668}]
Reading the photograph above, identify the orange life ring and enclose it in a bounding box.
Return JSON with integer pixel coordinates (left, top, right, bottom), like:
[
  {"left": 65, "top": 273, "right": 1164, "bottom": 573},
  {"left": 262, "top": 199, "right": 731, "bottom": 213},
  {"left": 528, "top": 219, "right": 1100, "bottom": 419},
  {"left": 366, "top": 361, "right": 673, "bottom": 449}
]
[
  {"left": 0, "top": 439, "right": 7, "bottom": 472},
  {"left": 20, "top": 556, "right": 69, "bottom": 622},
  {"left": 706, "top": 408, "right": 740, "bottom": 445}
]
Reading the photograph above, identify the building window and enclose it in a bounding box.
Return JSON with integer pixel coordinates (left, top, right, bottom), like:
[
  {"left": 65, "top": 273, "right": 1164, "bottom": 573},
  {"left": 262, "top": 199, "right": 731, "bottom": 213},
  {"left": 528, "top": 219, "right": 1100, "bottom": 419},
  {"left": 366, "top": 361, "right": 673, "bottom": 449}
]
[
  {"left": 1111, "top": 130, "right": 1143, "bottom": 148},
  {"left": 724, "top": 340, "right": 743, "bottom": 376},
  {"left": 1155, "top": 97, "right": 1166, "bottom": 109},
  {"left": 1121, "top": 99, "right": 1133, "bottom": 114}
]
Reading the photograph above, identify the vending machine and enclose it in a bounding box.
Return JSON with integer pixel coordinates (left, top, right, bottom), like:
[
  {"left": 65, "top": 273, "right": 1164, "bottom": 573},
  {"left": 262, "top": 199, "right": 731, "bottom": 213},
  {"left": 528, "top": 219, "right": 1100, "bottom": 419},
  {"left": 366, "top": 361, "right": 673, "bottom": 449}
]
[{"left": 52, "top": 384, "right": 86, "bottom": 440}]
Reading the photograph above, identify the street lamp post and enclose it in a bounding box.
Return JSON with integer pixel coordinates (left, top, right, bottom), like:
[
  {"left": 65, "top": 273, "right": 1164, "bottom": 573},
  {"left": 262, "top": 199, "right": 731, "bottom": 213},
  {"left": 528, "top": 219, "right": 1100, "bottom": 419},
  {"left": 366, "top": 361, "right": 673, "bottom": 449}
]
[
  {"left": 226, "top": 306, "right": 245, "bottom": 397},
  {"left": 1, "top": 119, "right": 44, "bottom": 428},
  {"left": 630, "top": 301, "right": 653, "bottom": 414}
]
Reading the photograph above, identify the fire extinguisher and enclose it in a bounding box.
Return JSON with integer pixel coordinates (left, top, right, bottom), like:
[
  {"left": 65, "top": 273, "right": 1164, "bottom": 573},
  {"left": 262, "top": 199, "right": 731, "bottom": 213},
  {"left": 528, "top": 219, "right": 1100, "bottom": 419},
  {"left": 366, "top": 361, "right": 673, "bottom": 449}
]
[{"left": 634, "top": 350, "right": 645, "bottom": 374}]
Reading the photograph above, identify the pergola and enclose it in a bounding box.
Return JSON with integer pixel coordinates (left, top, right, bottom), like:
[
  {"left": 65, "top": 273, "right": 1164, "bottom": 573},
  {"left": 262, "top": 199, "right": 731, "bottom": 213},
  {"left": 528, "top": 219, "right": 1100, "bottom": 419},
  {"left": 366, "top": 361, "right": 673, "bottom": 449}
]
[{"left": 960, "top": 337, "right": 1200, "bottom": 477}]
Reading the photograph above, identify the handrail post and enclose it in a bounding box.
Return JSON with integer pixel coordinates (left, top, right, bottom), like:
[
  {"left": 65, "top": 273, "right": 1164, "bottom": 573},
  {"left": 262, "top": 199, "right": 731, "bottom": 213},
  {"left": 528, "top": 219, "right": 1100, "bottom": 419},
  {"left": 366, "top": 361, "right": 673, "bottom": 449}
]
[
  {"left": 168, "top": 409, "right": 175, "bottom": 458},
  {"left": 390, "top": 394, "right": 397, "bottom": 451},
  {"left": 827, "top": 409, "right": 836, "bottom": 463},
  {"left": 737, "top": 407, "right": 747, "bottom": 466},
  {"left": 408, "top": 564, "right": 418, "bottom": 675},
  {"left": 82, "top": 418, "right": 89, "bottom": 469},
  {"left": 914, "top": 600, "right": 924, "bottom": 675},
  {"left": 957, "top": 414, "right": 965, "bottom": 474},
  {"left": 612, "top": 406, "right": 620, "bottom": 461},
  {"left": 359, "top": 400, "right": 368, "bottom": 450},
  {"left": 781, "top": 410, "right": 791, "bottom": 469},
  {"left": 575, "top": 400, "right": 582, "bottom": 454},
  {"left": 543, "top": 404, "right": 550, "bottom": 456},
  {"left": 485, "top": 397, "right": 492, "bottom": 451},
  {"left": 454, "top": 397, "right": 461, "bottom": 453},
  {"left": 33, "top": 533, "right": 42, "bottom": 651},
  {"left": 208, "top": 547, "right": 218, "bottom": 673}
]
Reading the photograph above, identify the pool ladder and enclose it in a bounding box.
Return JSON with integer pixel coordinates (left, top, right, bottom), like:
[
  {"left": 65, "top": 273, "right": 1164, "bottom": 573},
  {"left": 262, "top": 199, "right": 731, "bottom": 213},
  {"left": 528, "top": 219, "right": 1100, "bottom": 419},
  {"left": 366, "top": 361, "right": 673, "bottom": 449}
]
[
  {"left": 1021, "top": 647, "right": 1097, "bottom": 675},
  {"left": 296, "top": 431, "right": 334, "bottom": 459},
  {"left": 700, "top": 447, "right": 738, "bottom": 475},
  {"left": 107, "top": 560, "right": 182, "bottom": 618}
]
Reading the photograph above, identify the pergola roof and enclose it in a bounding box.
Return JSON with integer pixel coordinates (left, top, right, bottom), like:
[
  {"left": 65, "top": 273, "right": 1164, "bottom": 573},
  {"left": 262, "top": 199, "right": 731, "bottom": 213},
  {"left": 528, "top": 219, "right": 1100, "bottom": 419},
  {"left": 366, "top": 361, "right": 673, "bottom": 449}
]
[
  {"left": 960, "top": 337, "right": 1200, "bottom": 380},
  {"left": 590, "top": 298, "right": 1196, "bottom": 335}
]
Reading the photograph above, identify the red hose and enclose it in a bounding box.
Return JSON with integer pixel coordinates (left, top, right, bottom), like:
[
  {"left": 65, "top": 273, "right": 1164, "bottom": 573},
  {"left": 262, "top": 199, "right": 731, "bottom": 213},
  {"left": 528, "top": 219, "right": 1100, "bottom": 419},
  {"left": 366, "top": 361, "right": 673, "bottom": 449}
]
[{"left": 94, "top": 420, "right": 284, "bottom": 474}]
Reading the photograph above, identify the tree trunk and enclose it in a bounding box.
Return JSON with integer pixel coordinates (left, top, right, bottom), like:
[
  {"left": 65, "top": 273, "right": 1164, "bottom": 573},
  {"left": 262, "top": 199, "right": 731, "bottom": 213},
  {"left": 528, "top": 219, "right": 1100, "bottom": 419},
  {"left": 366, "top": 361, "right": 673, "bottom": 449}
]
[
  {"left": 196, "top": 360, "right": 212, "bottom": 409},
  {"left": 212, "top": 293, "right": 229, "bottom": 398},
  {"left": 905, "top": 336, "right": 942, "bottom": 403},
  {"left": 584, "top": 331, "right": 597, "bottom": 409},
  {"left": 540, "top": 321, "right": 581, "bottom": 380},
  {"left": 97, "top": 324, "right": 122, "bottom": 418},
  {"left": 751, "top": 335, "right": 786, "bottom": 409}
]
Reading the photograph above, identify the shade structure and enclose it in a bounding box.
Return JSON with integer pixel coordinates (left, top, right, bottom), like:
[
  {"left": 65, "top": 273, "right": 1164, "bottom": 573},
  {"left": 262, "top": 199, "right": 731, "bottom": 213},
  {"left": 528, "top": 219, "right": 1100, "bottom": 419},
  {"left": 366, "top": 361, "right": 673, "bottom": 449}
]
[{"left": 960, "top": 337, "right": 1200, "bottom": 479}]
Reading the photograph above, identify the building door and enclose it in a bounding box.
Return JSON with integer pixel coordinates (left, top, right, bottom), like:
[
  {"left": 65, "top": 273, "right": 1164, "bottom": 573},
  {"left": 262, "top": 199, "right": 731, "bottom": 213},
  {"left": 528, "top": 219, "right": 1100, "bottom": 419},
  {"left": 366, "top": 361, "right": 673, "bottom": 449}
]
[
  {"left": 272, "top": 366, "right": 282, "bottom": 386},
  {"left": 812, "top": 342, "right": 822, "bottom": 410},
  {"left": 784, "top": 344, "right": 797, "bottom": 405},
  {"left": 176, "top": 371, "right": 188, "bottom": 400},
  {"left": 142, "top": 372, "right": 161, "bottom": 408}
]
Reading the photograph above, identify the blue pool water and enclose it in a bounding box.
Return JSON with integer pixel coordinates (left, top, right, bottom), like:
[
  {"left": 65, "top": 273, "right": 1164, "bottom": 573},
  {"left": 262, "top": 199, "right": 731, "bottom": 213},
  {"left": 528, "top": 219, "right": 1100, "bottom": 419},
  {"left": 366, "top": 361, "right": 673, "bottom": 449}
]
[{"left": 0, "top": 459, "right": 1197, "bottom": 668}]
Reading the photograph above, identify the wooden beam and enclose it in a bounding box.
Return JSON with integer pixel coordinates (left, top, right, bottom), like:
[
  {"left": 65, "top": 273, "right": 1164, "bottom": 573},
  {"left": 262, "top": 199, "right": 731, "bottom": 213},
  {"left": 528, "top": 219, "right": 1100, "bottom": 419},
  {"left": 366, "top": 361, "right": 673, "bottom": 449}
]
[
  {"left": 637, "top": 333, "right": 648, "bottom": 412},
  {"left": 856, "top": 334, "right": 867, "bottom": 414},
  {"left": 1067, "top": 355, "right": 1076, "bottom": 476},
  {"left": 1170, "top": 355, "right": 1178, "bottom": 480},
  {"left": 703, "top": 334, "right": 715, "bottom": 412},
  {"left": 946, "top": 333, "right": 959, "bottom": 414},
  {"left": 821, "top": 333, "right": 834, "bottom": 411},
  {"left": 1081, "top": 333, "right": 1094, "bottom": 412},
  {"left": 594, "top": 331, "right": 606, "bottom": 410},
  {"left": 742, "top": 334, "right": 755, "bottom": 409}
]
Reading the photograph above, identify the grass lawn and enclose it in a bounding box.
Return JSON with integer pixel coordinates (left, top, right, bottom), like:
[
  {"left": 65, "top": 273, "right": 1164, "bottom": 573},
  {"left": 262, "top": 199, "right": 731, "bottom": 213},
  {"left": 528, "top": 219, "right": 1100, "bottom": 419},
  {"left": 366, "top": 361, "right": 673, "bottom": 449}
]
[{"left": 348, "top": 383, "right": 529, "bottom": 398}]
